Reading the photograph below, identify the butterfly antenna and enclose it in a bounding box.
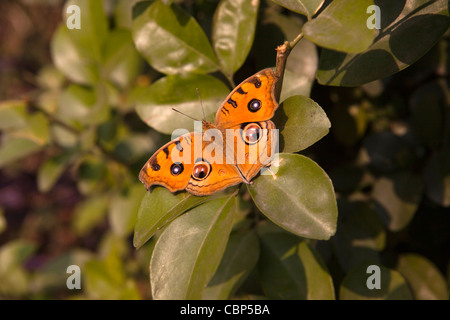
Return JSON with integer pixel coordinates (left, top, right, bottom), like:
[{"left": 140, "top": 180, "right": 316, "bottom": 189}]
[
  {"left": 196, "top": 88, "right": 206, "bottom": 120},
  {"left": 171, "top": 108, "right": 199, "bottom": 121}
]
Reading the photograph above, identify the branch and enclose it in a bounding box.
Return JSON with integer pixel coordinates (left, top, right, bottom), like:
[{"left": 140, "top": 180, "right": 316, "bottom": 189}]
[{"left": 274, "top": 33, "right": 304, "bottom": 103}]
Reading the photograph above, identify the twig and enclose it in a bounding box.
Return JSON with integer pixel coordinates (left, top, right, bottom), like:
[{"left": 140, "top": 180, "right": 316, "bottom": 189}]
[{"left": 274, "top": 33, "right": 304, "bottom": 103}]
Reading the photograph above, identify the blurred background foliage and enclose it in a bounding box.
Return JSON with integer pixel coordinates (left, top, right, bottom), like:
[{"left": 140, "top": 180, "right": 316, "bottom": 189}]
[{"left": 0, "top": 0, "right": 449, "bottom": 300}]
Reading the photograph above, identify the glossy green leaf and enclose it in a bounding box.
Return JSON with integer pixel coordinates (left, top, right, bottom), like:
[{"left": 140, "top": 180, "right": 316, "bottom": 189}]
[
  {"left": 150, "top": 194, "right": 236, "bottom": 299},
  {"left": 103, "top": 29, "right": 142, "bottom": 88},
  {"left": 303, "top": 0, "right": 375, "bottom": 53},
  {"left": 37, "top": 151, "right": 74, "bottom": 193},
  {"left": 72, "top": 195, "right": 109, "bottom": 236},
  {"left": 372, "top": 172, "right": 423, "bottom": 231},
  {"left": 332, "top": 200, "right": 385, "bottom": 272},
  {"left": 340, "top": 264, "right": 413, "bottom": 300},
  {"left": 133, "top": 186, "right": 236, "bottom": 249},
  {"left": 258, "top": 223, "right": 335, "bottom": 299},
  {"left": 203, "top": 230, "right": 260, "bottom": 299},
  {"left": 273, "top": 95, "right": 330, "bottom": 153},
  {"left": 423, "top": 149, "right": 450, "bottom": 207},
  {"left": 212, "top": 0, "right": 259, "bottom": 76},
  {"left": 108, "top": 184, "right": 146, "bottom": 237},
  {"left": 316, "top": 0, "right": 450, "bottom": 86},
  {"left": 271, "top": 0, "right": 324, "bottom": 18},
  {"left": 132, "top": 1, "right": 219, "bottom": 74},
  {"left": 396, "top": 254, "right": 449, "bottom": 300},
  {"left": 249, "top": 154, "right": 337, "bottom": 240},
  {"left": 135, "top": 73, "right": 229, "bottom": 135}
]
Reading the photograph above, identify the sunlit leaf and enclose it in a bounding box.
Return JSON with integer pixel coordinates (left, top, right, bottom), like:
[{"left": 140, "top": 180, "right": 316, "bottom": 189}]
[
  {"left": 132, "top": 1, "right": 219, "bottom": 74},
  {"left": 271, "top": 0, "right": 325, "bottom": 19},
  {"left": 273, "top": 95, "right": 330, "bottom": 153},
  {"left": 372, "top": 172, "right": 423, "bottom": 231},
  {"left": 303, "top": 0, "right": 375, "bottom": 53},
  {"left": 316, "top": 0, "right": 450, "bottom": 86},
  {"left": 249, "top": 154, "right": 337, "bottom": 240},
  {"left": 212, "top": 0, "right": 259, "bottom": 76},
  {"left": 396, "top": 253, "right": 449, "bottom": 300},
  {"left": 134, "top": 73, "right": 229, "bottom": 135}
]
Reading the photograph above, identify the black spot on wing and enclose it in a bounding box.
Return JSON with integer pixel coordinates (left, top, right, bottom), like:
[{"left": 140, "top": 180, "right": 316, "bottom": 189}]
[
  {"left": 175, "top": 140, "right": 183, "bottom": 151},
  {"left": 150, "top": 157, "right": 160, "bottom": 171},
  {"left": 227, "top": 97, "right": 238, "bottom": 108},
  {"left": 162, "top": 146, "right": 169, "bottom": 158},
  {"left": 236, "top": 87, "right": 247, "bottom": 94},
  {"left": 249, "top": 77, "right": 261, "bottom": 88},
  {"left": 221, "top": 106, "right": 229, "bottom": 115}
]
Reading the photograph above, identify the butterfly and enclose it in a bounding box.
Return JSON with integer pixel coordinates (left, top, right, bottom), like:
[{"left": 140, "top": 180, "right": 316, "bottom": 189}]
[{"left": 139, "top": 68, "right": 280, "bottom": 196}]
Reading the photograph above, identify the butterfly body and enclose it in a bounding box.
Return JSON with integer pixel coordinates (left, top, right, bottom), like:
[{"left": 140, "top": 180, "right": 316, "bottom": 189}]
[{"left": 139, "top": 68, "right": 279, "bottom": 196}]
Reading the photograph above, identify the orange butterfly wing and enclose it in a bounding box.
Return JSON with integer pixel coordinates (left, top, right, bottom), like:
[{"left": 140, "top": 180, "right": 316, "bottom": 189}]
[
  {"left": 139, "top": 132, "right": 244, "bottom": 196},
  {"left": 214, "top": 68, "right": 279, "bottom": 129}
]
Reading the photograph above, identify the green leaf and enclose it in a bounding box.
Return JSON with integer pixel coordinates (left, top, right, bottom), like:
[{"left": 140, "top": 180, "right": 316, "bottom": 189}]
[
  {"left": 212, "top": 0, "right": 259, "bottom": 76},
  {"left": 114, "top": 0, "right": 141, "bottom": 30},
  {"left": 37, "top": 151, "right": 74, "bottom": 193},
  {"left": 273, "top": 95, "right": 330, "bottom": 153},
  {"left": 396, "top": 254, "right": 449, "bottom": 300},
  {"left": 108, "top": 184, "right": 146, "bottom": 237},
  {"left": 134, "top": 73, "right": 229, "bottom": 135},
  {"left": 0, "top": 240, "right": 36, "bottom": 297},
  {"left": 0, "top": 138, "right": 42, "bottom": 168},
  {"left": 150, "top": 194, "right": 236, "bottom": 299},
  {"left": 271, "top": 0, "right": 325, "bottom": 19},
  {"left": 103, "top": 29, "right": 142, "bottom": 88},
  {"left": 249, "top": 154, "right": 337, "bottom": 240},
  {"left": 51, "top": 0, "right": 109, "bottom": 84},
  {"left": 303, "top": 0, "right": 375, "bottom": 53},
  {"left": 372, "top": 172, "right": 423, "bottom": 231},
  {"left": 58, "top": 84, "right": 96, "bottom": 123},
  {"left": 0, "top": 101, "right": 27, "bottom": 130},
  {"left": 264, "top": 10, "right": 318, "bottom": 99},
  {"left": 257, "top": 223, "right": 335, "bottom": 299},
  {"left": 84, "top": 237, "right": 141, "bottom": 300},
  {"left": 340, "top": 263, "right": 413, "bottom": 300},
  {"left": 132, "top": 1, "right": 219, "bottom": 74},
  {"left": 72, "top": 195, "right": 109, "bottom": 236},
  {"left": 423, "top": 149, "right": 450, "bottom": 207},
  {"left": 316, "top": 0, "right": 450, "bottom": 86},
  {"left": 203, "top": 230, "right": 260, "bottom": 299},
  {"left": 133, "top": 186, "right": 235, "bottom": 249},
  {"left": 332, "top": 200, "right": 385, "bottom": 272}
]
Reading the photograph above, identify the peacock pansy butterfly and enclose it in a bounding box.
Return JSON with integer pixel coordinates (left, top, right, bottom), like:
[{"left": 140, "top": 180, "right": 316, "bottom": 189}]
[{"left": 139, "top": 68, "right": 280, "bottom": 196}]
